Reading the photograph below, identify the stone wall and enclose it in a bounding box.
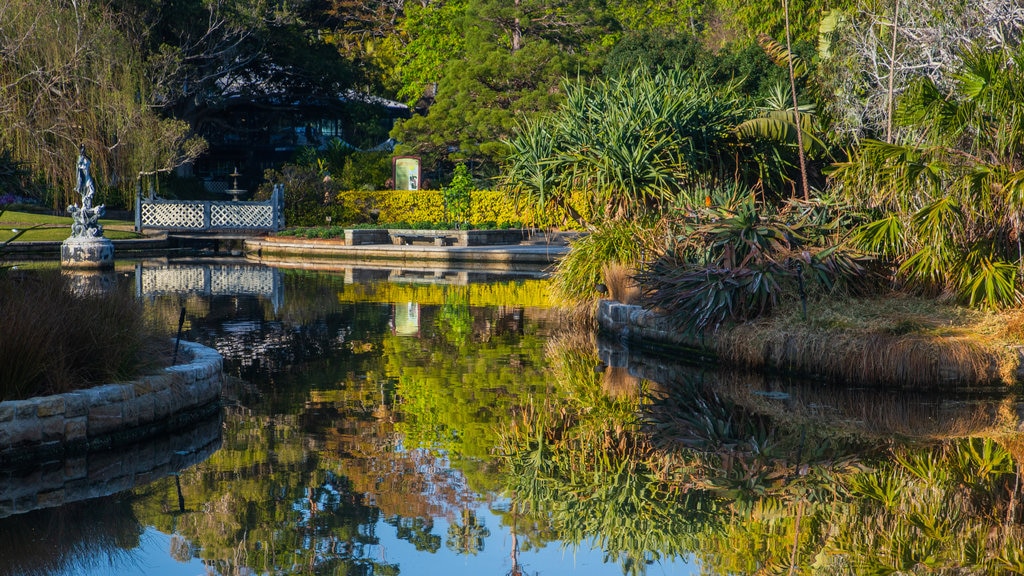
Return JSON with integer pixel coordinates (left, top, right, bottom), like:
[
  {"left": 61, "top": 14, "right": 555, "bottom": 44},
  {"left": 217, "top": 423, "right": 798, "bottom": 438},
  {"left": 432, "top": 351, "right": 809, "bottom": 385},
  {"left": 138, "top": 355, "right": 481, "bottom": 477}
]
[
  {"left": 0, "top": 341, "right": 223, "bottom": 465},
  {"left": 0, "top": 410, "right": 221, "bottom": 519},
  {"left": 597, "top": 299, "right": 1024, "bottom": 387},
  {"left": 596, "top": 299, "right": 711, "bottom": 358}
]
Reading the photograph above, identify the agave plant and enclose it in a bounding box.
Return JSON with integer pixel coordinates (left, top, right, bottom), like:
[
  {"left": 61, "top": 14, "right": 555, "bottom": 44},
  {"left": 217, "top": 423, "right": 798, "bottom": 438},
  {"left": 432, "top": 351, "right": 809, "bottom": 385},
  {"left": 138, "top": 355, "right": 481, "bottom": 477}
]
[{"left": 830, "top": 42, "right": 1024, "bottom": 308}]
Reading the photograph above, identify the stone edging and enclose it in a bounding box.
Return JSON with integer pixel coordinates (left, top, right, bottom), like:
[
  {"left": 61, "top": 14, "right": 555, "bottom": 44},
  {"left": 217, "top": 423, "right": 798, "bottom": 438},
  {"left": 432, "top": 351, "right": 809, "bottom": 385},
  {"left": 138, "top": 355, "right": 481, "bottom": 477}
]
[
  {"left": 0, "top": 410, "right": 222, "bottom": 519},
  {"left": 246, "top": 236, "right": 566, "bottom": 266},
  {"left": 597, "top": 299, "right": 1024, "bottom": 388},
  {"left": 0, "top": 340, "right": 223, "bottom": 465}
]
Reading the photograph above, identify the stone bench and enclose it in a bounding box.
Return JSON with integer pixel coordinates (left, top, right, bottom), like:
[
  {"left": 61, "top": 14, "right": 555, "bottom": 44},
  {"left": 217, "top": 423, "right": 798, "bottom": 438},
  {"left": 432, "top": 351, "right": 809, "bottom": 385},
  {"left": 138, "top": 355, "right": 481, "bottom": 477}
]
[{"left": 391, "top": 232, "right": 457, "bottom": 246}]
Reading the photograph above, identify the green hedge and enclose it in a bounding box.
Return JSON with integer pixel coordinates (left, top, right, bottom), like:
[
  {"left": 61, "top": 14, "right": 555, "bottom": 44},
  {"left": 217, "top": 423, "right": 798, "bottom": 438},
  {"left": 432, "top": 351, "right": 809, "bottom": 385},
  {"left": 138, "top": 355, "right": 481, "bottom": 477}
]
[{"left": 329, "top": 189, "right": 590, "bottom": 230}]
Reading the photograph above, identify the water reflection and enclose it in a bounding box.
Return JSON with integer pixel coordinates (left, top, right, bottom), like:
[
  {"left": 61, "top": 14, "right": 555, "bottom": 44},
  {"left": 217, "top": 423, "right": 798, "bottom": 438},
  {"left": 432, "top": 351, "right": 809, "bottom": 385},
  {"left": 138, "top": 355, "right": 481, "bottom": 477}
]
[
  {"left": 584, "top": 336, "right": 1024, "bottom": 573},
  {"left": 0, "top": 411, "right": 221, "bottom": 576},
  {"left": 11, "top": 261, "right": 1024, "bottom": 575}
]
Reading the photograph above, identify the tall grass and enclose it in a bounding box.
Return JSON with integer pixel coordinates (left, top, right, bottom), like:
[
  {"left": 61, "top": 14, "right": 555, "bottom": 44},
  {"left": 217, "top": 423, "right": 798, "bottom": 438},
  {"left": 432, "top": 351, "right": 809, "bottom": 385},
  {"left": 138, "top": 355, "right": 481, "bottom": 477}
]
[
  {"left": 0, "top": 270, "right": 172, "bottom": 401},
  {"left": 550, "top": 219, "right": 662, "bottom": 304}
]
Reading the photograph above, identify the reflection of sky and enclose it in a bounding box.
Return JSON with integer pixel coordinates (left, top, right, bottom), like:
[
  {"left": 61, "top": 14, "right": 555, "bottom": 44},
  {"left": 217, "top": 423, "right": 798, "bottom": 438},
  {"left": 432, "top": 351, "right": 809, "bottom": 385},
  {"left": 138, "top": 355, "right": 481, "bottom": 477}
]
[
  {"left": 375, "top": 505, "right": 700, "bottom": 576},
  {"left": 66, "top": 507, "right": 701, "bottom": 576}
]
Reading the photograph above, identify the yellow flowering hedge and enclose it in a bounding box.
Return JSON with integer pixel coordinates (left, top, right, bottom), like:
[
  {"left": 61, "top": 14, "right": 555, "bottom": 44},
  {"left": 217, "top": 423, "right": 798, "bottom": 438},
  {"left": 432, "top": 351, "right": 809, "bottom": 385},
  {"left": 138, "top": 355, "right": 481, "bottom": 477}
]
[
  {"left": 333, "top": 189, "right": 590, "bottom": 230},
  {"left": 334, "top": 280, "right": 556, "bottom": 308}
]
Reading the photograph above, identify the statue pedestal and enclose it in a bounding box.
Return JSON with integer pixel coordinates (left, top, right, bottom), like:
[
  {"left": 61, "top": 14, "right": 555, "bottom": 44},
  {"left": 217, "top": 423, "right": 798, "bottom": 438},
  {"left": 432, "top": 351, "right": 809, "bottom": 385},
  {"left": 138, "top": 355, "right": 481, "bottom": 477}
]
[{"left": 61, "top": 236, "right": 114, "bottom": 269}]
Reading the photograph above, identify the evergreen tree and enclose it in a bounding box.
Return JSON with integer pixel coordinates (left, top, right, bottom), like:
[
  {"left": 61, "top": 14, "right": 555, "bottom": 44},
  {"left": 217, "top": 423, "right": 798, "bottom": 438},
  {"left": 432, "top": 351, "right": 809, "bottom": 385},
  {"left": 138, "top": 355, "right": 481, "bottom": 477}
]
[{"left": 390, "top": 0, "right": 610, "bottom": 178}]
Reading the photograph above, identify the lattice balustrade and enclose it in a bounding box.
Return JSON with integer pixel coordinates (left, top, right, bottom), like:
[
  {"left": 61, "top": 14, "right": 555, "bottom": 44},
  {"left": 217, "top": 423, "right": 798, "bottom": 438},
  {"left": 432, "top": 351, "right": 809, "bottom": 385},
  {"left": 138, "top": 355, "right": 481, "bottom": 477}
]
[
  {"left": 140, "top": 202, "right": 205, "bottom": 229},
  {"left": 210, "top": 266, "right": 277, "bottom": 295},
  {"left": 210, "top": 203, "right": 274, "bottom": 229},
  {"left": 136, "top": 184, "right": 284, "bottom": 232},
  {"left": 139, "top": 265, "right": 280, "bottom": 297},
  {"left": 140, "top": 266, "right": 208, "bottom": 295}
]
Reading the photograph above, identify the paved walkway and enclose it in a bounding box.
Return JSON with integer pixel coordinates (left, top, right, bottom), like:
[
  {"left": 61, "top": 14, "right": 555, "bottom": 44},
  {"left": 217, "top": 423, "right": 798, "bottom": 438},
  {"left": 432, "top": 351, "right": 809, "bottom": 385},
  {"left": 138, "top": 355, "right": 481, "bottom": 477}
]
[{"left": 4, "top": 230, "right": 572, "bottom": 268}]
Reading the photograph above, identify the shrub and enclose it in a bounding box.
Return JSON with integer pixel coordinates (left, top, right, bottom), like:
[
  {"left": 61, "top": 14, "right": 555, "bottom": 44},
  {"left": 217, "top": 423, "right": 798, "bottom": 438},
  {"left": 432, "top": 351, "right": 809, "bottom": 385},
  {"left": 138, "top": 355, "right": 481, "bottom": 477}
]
[
  {"left": 442, "top": 164, "right": 473, "bottom": 226},
  {"left": 636, "top": 195, "right": 876, "bottom": 332},
  {"left": 376, "top": 190, "right": 446, "bottom": 224},
  {"left": 551, "top": 219, "right": 662, "bottom": 304},
  {"left": 0, "top": 270, "right": 172, "bottom": 401}
]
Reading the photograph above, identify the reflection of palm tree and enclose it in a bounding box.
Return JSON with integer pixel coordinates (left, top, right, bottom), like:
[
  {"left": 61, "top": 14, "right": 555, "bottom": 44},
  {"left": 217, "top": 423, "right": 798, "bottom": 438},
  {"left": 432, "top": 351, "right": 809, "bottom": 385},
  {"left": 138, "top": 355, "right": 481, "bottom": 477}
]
[{"left": 445, "top": 508, "right": 490, "bottom": 556}]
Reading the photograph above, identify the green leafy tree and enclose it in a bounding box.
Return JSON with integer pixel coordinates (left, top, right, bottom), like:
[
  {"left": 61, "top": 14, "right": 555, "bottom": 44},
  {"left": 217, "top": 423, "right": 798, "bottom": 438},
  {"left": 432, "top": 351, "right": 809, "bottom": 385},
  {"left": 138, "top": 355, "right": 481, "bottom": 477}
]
[
  {"left": 0, "top": 0, "right": 205, "bottom": 208},
  {"left": 393, "top": 0, "right": 469, "bottom": 104},
  {"left": 391, "top": 0, "right": 609, "bottom": 176}
]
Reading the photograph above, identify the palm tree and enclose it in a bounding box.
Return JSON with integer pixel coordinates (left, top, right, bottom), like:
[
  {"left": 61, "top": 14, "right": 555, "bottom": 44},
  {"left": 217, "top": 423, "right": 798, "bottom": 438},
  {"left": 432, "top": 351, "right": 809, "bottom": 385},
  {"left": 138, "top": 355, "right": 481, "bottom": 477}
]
[{"left": 831, "top": 42, "right": 1024, "bottom": 308}]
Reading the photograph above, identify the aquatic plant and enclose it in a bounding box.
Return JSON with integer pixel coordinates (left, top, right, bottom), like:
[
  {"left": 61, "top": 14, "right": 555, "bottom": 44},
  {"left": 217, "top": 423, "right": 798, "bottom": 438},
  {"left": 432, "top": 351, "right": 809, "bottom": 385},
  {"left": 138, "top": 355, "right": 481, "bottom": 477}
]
[{"left": 637, "top": 193, "right": 874, "bottom": 332}]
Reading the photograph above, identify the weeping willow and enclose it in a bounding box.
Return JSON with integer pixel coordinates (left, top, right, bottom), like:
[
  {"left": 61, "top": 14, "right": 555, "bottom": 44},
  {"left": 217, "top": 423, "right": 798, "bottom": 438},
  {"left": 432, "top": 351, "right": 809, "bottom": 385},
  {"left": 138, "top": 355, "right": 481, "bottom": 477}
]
[{"left": 0, "top": 0, "right": 204, "bottom": 209}]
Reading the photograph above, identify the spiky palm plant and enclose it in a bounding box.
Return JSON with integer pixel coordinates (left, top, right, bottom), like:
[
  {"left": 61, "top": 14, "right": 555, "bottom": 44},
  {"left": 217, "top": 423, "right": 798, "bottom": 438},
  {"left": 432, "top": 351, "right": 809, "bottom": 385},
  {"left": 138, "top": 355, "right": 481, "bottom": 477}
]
[
  {"left": 831, "top": 42, "right": 1024, "bottom": 308},
  {"left": 637, "top": 194, "right": 874, "bottom": 332},
  {"left": 503, "top": 68, "right": 749, "bottom": 226}
]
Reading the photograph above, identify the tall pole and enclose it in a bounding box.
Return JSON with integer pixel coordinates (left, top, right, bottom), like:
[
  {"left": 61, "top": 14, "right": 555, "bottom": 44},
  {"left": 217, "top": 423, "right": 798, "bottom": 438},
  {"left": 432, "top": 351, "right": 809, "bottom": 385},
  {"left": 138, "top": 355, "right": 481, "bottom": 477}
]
[{"left": 783, "top": 0, "right": 810, "bottom": 200}]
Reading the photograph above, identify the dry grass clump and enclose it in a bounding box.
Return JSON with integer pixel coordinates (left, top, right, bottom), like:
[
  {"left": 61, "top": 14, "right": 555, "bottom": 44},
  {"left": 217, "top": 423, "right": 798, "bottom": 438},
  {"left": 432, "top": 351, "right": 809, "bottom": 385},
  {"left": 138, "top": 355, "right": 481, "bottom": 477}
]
[
  {"left": 602, "top": 262, "right": 640, "bottom": 305},
  {"left": 0, "top": 270, "right": 173, "bottom": 401},
  {"left": 712, "top": 295, "right": 1020, "bottom": 388}
]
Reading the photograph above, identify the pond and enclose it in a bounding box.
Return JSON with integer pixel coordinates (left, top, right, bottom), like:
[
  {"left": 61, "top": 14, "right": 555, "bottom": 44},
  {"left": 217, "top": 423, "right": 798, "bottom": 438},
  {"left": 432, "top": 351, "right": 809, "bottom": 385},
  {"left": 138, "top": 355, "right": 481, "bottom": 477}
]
[{"left": 2, "top": 261, "right": 1024, "bottom": 575}]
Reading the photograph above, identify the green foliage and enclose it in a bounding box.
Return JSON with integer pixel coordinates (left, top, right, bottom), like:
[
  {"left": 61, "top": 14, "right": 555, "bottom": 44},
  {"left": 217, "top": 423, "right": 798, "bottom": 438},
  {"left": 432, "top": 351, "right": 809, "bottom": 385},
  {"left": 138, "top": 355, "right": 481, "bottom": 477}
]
[
  {"left": 831, "top": 43, "right": 1024, "bottom": 308},
  {"left": 442, "top": 164, "right": 474, "bottom": 226},
  {"left": 504, "top": 68, "right": 750, "bottom": 226},
  {"left": 391, "top": 0, "right": 608, "bottom": 174},
  {"left": 295, "top": 140, "right": 392, "bottom": 191},
  {"left": 337, "top": 151, "right": 392, "bottom": 191},
  {"left": 394, "top": 0, "right": 469, "bottom": 104},
  {"left": 638, "top": 193, "right": 874, "bottom": 331},
  {"left": 601, "top": 30, "right": 704, "bottom": 77},
  {"left": 550, "top": 219, "right": 660, "bottom": 303},
  {"left": 735, "top": 82, "right": 834, "bottom": 198}
]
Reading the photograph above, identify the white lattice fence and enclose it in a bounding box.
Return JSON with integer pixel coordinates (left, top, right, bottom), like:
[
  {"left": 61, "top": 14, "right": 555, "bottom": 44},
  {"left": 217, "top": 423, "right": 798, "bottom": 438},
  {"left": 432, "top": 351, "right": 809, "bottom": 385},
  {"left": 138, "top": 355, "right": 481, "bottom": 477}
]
[
  {"left": 137, "top": 264, "right": 281, "bottom": 298},
  {"left": 211, "top": 203, "right": 274, "bottom": 228},
  {"left": 140, "top": 203, "right": 205, "bottom": 229},
  {"left": 136, "top": 184, "right": 284, "bottom": 231}
]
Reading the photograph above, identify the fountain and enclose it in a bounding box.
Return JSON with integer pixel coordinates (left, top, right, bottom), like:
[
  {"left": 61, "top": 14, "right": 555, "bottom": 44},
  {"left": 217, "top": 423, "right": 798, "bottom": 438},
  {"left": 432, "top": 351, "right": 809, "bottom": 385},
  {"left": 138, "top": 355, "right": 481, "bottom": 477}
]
[
  {"left": 225, "top": 165, "right": 246, "bottom": 201},
  {"left": 61, "top": 145, "right": 114, "bottom": 269}
]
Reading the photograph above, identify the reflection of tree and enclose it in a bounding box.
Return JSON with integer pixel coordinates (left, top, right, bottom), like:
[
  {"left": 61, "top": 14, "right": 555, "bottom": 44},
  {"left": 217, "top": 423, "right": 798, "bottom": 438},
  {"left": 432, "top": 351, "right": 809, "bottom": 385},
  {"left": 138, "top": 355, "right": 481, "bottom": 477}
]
[
  {"left": 386, "top": 295, "right": 555, "bottom": 495},
  {"left": 0, "top": 497, "right": 142, "bottom": 576},
  {"left": 498, "top": 331, "right": 1024, "bottom": 574},
  {"left": 445, "top": 508, "right": 490, "bottom": 556},
  {"left": 132, "top": 409, "right": 397, "bottom": 576}
]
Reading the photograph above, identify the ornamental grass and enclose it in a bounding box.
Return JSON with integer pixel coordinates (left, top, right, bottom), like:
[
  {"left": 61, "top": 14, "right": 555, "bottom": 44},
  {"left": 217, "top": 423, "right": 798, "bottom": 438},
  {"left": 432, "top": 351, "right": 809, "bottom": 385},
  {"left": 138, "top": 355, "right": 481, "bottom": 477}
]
[
  {"left": 712, "top": 295, "right": 1020, "bottom": 388},
  {"left": 0, "top": 270, "right": 173, "bottom": 401}
]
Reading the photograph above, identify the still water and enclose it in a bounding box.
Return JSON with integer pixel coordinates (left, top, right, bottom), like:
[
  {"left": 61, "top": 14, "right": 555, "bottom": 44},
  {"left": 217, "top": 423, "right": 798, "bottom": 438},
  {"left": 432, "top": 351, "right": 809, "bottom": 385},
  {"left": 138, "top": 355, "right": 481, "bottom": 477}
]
[{"left": 2, "top": 262, "right": 1024, "bottom": 575}]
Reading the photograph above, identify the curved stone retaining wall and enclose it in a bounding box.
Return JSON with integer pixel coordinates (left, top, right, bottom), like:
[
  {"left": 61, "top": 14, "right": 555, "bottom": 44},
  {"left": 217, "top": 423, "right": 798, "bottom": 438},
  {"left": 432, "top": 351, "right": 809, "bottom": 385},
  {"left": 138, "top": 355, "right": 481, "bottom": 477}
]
[
  {"left": 597, "top": 299, "right": 1024, "bottom": 388},
  {"left": 0, "top": 341, "right": 222, "bottom": 465},
  {"left": 0, "top": 410, "right": 221, "bottom": 519}
]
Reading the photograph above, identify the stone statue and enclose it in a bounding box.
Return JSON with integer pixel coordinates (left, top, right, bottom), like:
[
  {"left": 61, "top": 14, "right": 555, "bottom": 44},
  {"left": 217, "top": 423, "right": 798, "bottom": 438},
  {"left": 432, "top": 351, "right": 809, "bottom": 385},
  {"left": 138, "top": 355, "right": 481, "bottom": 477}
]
[
  {"left": 68, "top": 145, "right": 105, "bottom": 238},
  {"left": 76, "top": 145, "right": 96, "bottom": 210}
]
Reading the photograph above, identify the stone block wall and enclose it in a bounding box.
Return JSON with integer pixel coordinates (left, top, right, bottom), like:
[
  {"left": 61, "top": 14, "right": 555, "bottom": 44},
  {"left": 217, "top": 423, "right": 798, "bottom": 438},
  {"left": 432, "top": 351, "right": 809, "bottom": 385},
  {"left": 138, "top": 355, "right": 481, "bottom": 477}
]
[
  {"left": 0, "top": 341, "right": 223, "bottom": 465},
  {"left": 0, "top": 410, "right": 221, "bottom": 518}
]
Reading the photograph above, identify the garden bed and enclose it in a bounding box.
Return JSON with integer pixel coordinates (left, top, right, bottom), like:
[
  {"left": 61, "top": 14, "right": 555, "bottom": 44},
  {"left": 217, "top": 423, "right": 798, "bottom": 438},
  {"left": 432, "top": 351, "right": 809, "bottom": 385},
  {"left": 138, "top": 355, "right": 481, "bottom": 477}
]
[
  {"left": 597, "top": 299, "right": 1024, "bottom": 389},
  {"left": 0, "top": 341, "right": 222, "bottom": 465}
]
